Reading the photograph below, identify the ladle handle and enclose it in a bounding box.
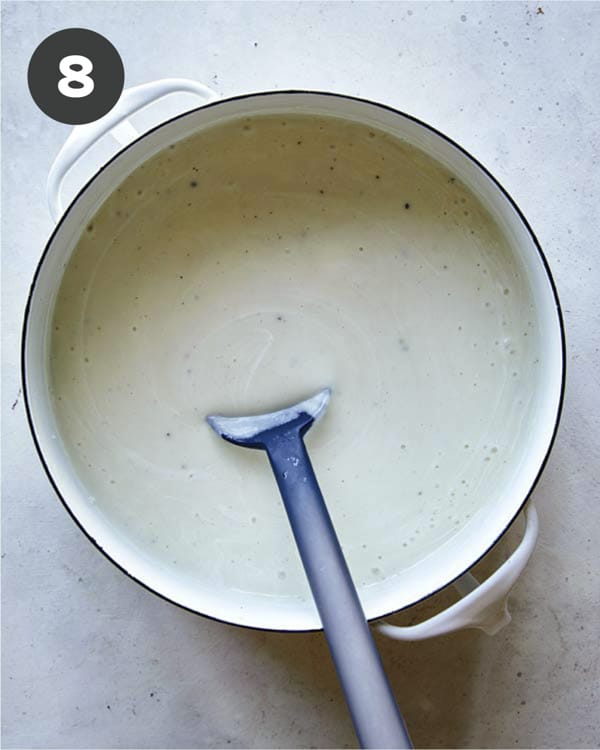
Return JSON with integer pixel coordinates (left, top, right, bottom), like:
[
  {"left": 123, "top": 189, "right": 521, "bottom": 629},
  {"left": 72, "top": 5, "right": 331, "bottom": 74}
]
[{"left": 265, "top": 430, "right": 412, "bottom": 750}]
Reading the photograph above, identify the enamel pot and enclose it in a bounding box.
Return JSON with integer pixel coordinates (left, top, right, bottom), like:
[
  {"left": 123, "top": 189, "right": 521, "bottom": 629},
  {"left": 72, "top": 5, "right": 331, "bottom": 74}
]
[{"left": 22, "top": 80, "right": 565, "bottom": 637}]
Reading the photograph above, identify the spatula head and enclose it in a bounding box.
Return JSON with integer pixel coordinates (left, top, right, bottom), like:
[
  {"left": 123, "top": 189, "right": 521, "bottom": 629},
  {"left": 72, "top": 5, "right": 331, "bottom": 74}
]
[{"left": 206, "top": 388, "right": 331, "bottom": 448}]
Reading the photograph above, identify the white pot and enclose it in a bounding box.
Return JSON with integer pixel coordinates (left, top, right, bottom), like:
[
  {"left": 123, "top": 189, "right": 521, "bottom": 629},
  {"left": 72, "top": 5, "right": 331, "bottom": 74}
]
[{"left": 22, "top": 80, "right": 565, "bottom": 637}]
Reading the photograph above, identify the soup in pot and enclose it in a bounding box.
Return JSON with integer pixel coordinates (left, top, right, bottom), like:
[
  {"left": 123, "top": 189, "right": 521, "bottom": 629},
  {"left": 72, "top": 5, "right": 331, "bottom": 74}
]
[{"left": 49, "top": 114, "right": 542, "bottom": 615}]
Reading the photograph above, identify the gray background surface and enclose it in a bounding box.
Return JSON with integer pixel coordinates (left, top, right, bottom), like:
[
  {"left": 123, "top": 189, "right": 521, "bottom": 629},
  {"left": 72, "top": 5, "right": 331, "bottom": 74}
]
[{"left": 2, "top": 1, "right": 599, "bottom": 748}]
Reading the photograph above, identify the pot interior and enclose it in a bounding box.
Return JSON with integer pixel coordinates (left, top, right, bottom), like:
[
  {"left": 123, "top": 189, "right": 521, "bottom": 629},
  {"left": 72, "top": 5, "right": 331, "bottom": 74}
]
[{"left": 25, "top": 94, "right": 563, "bottom": 630}]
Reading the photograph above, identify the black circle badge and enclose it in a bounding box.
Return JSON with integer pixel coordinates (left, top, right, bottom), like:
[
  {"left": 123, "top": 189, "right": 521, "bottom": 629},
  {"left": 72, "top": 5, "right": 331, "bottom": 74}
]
[{"left": 28, "top": 28, "right": 124, "bottom": 125}]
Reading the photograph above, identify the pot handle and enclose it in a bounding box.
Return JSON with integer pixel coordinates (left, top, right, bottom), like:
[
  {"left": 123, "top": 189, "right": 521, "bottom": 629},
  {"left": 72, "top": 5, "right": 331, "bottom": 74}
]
[
  {"left": 47, "top": 78, "right": 218, "bottom": 222},
  {"left": 376, "top": 503, "right": 538, "bottom": 640}
]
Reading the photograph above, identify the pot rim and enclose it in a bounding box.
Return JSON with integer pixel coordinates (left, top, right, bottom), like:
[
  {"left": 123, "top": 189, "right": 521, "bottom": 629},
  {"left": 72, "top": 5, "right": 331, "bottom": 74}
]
[{"left": 21, "top": 89, "right": 567, "bottom": 632}]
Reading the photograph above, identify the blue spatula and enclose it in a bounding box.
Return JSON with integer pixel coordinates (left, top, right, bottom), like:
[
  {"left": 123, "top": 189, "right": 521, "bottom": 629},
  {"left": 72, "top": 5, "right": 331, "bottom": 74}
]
[{"left": 207, "top": 389, "right": 412, "bottom": 749}]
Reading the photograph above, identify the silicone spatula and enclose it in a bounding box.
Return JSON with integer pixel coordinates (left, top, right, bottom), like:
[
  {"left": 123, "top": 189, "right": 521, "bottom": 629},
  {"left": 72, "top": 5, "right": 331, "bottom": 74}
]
[{"left": 207, "top": 389, "right": 412, "bottom": 749}]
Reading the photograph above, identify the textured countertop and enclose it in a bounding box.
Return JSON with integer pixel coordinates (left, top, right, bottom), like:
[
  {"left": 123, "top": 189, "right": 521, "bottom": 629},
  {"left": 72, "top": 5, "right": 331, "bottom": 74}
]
[{"left": 2, "top": 2, "right": 598, "bottom": 748}]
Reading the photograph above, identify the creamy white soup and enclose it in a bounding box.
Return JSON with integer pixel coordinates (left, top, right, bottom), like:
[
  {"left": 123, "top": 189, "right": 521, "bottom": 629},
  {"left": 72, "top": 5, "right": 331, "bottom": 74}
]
[{"left": 50, "top": 114, "right": 541, "bottom": 606}]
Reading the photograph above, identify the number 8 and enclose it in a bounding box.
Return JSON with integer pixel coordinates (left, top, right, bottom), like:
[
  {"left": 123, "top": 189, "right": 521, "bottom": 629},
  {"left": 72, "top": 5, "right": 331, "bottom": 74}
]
[{"left": 58, "top": 55, "right": 94, "bottom": 98}]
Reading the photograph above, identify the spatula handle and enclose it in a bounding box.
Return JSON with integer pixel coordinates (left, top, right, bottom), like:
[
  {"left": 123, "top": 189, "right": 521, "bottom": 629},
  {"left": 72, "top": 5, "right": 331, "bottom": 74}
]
[{"left": 264, "top": 428, "right": 412, "bottom": 749}]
